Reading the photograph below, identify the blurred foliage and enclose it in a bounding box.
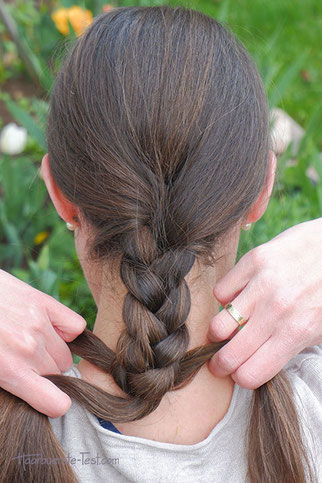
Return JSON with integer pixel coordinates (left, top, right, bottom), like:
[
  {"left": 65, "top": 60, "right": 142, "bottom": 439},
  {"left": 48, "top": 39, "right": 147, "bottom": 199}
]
[{"left": 0, "top": 0, "right": 321, "bottom": 332}]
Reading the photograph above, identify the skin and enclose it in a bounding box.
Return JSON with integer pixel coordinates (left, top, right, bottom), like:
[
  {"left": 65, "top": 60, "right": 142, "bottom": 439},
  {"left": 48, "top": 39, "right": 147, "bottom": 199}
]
[
  {"left": 208, "top": 217, "right": 322, "bottom": 387},
  {"left": 0, "top": 269, "right": 85, "bottom": 416},
  {"left": 39, "top": 151, "right": 276, "bottom": 443}
]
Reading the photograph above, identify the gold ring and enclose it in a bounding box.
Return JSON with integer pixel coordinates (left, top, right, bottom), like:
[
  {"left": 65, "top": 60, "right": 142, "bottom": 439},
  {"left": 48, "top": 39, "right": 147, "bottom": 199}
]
[{"left": 224, "top": 303, "right": 248, "bottom": 329}]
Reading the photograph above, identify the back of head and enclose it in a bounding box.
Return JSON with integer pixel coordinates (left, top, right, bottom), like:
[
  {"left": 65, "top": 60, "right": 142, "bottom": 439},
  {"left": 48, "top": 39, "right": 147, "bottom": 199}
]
[
  {"left": 48, "top": 6, "right": 269, "bottom": 255},
  {"left": 47, "top": 5, "right": 269, "bottom": 400},
  {"left": 0, "top": 6, "right": 316, "bottom": 483}
]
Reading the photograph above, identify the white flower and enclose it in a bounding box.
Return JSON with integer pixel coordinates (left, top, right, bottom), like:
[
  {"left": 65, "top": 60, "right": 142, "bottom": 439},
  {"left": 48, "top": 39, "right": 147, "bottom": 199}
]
[
  {"left": 0, "top": 122, "right": 28, "bottom": 155},
  {"left": 270, "top": 108, "right": 305, "bottom": 156}
]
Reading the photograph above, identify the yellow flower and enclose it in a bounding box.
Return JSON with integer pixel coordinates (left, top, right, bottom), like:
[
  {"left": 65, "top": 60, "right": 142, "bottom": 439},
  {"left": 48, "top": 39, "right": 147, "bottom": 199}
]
[
  {"left": 68, "top": 6, "right": 93, "bottom": 36},
  {"left": 34, "top": 231, "right": 49, "bottom": 245},
  {"left": 52, "top": 6, "right": 93, "bottom": 37},
  {"left": 52, "top": 8, "right": 70, "bottom": 36}
]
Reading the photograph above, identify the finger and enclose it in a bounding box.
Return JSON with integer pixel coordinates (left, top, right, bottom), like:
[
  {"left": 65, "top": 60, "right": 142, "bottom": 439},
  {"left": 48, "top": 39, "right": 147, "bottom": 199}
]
[
  {"left": 213, "top": 250, "right": 257, "bottom": 305},
  {"left": 208, "top": 317, "right": 270, "bottom": 378},
  {"left": 33, "top": 347, "right": 64, "bottom": 376},
  {"left": 43, "top": 322, "right": 74, "bottom": 373},
  {"left": 2, "top": 371, "right": 72, "bottom": 418},
  {"left": 231, "top": 335, "right": 301, "bottom": 389},
  {"left": 208, "top": 288, "right": 254, "bottom": 342},
  {"left": 45, "top": 296, "right": 86, "bottom": 342}
]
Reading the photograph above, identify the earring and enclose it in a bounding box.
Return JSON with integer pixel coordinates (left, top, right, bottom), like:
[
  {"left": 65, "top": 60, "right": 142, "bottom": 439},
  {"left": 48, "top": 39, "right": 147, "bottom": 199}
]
[
  {"left": 66, "top": 222, "right": 76, "bottom": 231},
  {"left": 242, "top": 223, "right": 252, "bottom": 231},
  {"left": 66, "top": 215, "right": 79, "bottom": 231}
]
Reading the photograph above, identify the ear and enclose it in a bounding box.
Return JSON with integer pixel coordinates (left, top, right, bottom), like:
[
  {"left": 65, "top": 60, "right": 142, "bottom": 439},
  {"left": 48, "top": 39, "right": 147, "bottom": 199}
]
[
  {"left": 245, "top": 150, "right": 277, "bottom": 224},
  {"left": 41, "top": 153, "right": 79, "bottom": 224}
]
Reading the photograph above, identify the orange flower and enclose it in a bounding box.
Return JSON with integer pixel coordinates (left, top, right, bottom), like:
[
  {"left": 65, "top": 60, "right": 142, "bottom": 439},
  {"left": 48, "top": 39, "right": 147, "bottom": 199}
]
[
  {"left": 52, "top": 6, "right": 93, "bottom": 37},
  {"left": 68, "top": 6, "right": 93, "bottom": 36},
  {"left": 102, "top": 4, "right": 114, "bottom": 13},
  {"left": 52, "top": 8, "right": 70, "bottom": 36}
]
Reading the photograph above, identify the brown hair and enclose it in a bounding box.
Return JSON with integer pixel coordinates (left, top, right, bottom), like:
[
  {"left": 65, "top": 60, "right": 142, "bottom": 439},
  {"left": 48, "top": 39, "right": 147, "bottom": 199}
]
[{"left": 0, "top": 6, "right": 317, "bottom": 482}]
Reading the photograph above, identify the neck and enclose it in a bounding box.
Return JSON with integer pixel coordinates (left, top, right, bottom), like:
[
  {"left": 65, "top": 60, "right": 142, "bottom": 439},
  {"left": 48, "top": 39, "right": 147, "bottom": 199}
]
[
  {"left": 74, "top": 221, "right": 240, "bottom": 357},
  {"left": 86, "top": 254, "right": 233, "bottom": 354},
  {"left": 76, "top": 245, "right": 239, "bottom": 444}
]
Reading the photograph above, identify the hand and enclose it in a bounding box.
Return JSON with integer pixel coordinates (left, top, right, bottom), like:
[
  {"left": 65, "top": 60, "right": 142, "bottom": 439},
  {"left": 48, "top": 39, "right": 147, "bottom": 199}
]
[
  {"left": 207, "top": 218, "right": 322, "bottom": 389},
  {"left": 0, "top": 269, "right": 86, "bottom": 417}
]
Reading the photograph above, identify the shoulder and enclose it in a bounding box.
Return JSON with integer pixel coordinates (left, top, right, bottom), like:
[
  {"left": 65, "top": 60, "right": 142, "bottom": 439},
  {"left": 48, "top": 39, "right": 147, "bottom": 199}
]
[
  {"left": 284, "top": 343, "right": 322, "bottom": 474},
  {"left": 283, "top": 343, "right": 322, "bottom": 408},
  {"left": 62, "top": 364, "right": 82, "bottom": 378},
  {"left": 284, "top": 343, "right": 322, "bottom": 399},
  {"left": 48, "top": 364, "right": 83, "bottom": 439}
]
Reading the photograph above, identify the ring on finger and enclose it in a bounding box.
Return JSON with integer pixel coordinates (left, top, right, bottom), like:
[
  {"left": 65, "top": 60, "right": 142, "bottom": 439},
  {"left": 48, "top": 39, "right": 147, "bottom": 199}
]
[{"left": 224, "top": 302, "right": 248, "bottom": 330}]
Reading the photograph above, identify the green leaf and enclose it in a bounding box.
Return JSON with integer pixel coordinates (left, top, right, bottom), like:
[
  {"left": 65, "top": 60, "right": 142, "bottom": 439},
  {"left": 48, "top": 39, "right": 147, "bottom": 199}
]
[
  {"left": 19, "top": 34, "right": 53, "bottom": 90},
  {"left": 217, "top": 0, "right": 230, "bottom": 23},
  {"left": 67, "top": 18, "right": 77, "bottom": 38},
  {"left": 268, "top": 51, "right": 307, "bottom": 108},
  {"left": 38, "top": 243, "right": 50, "bottom": 271}
]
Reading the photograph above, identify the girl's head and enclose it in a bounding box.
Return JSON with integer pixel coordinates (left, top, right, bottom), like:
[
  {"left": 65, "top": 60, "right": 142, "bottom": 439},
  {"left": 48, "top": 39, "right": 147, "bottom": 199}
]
[
  {"left": 1, "top": 7, "right": 315, "bottom": 483},
  {"left": 43, "top": 7, "right": 275, "bottom": 285},
  {"left": 42, "top": 4, "right": 276, "bottom": 396},
  {"left": 42, "top": 3, "right": 276, "bottom": 401}
]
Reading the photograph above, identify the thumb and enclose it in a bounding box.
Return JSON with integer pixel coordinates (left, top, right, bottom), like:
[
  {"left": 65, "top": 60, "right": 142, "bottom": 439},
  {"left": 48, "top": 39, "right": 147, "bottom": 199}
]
[
  {"left": 53, "top": 326, "right": 84, "bottom": 343},
  {"left": 46, "top": 296, "right": 87, "bottom": 342}
]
